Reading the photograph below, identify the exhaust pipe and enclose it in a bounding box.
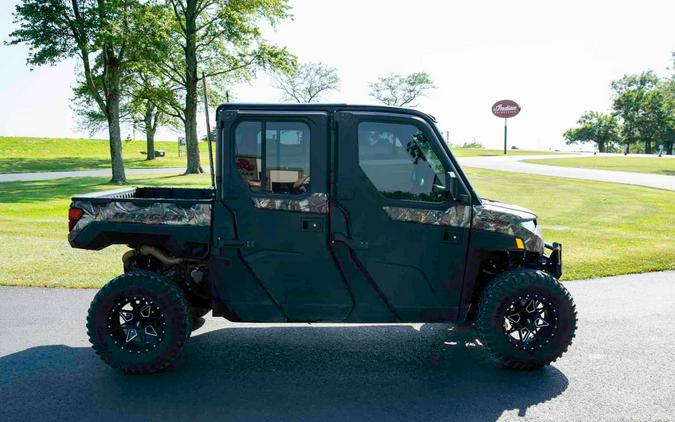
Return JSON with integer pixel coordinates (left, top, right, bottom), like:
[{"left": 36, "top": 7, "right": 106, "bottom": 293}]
[
  {"left": 122, "top": 246, "right": 184, "bottom": 268},
  {"left": 139, "top": 246, "right": 184, "bottom": 266}
]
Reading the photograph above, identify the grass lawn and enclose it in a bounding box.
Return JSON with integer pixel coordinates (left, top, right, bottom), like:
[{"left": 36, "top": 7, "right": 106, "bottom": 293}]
[
  {"left": 0, "top": 136, "right": 211, "bottom": 173},
  {"left": 0, "top": 174, "right": 209, "bottom": 288},
  {"left": 0, "top": 169, "right": 672, "bottom": 288},
  {"left": 466, "top": 168, "right": 674, "bottom": 280},
  {"left": 523, "top": 156, "right": 675, "bottom": 176},
  {"left": 0, "top": 136, "right": 564, "bottom": 173}
]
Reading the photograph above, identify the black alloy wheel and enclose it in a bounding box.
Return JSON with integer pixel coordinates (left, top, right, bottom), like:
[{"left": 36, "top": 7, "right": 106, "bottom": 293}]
[
  {"left": 108, "top": 296, "right": 166, "bottom": 354},
  {"left": 502, "top": 294, "right": 558, "bottom": 351}
]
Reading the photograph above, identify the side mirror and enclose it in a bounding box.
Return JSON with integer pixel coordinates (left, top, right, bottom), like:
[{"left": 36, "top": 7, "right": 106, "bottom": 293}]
[{"left": 446, "top": 171, "right": 471, "bottom": 205}]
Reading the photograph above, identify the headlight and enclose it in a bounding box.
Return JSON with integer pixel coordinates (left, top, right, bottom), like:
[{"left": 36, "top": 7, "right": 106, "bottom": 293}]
[
  {"left": 518, "top": 220, "right": 544, "bottom": 253},
  {"left": 520, "top": 219, "right": 540, "bottom": 236}
]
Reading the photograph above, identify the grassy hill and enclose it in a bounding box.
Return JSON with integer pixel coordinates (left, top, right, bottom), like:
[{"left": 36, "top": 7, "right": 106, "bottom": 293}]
[{"left": 0, "top": 136, "right": 210, "bottom": 173}]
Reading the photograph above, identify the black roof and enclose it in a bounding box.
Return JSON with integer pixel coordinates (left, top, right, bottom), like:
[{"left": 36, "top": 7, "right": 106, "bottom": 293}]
[{"left": 216, "top": 103, "right": 436, "bottom": 122}]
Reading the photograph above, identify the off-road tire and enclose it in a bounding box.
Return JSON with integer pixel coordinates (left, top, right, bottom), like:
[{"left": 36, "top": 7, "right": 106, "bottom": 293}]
[
  {"left": 87, "top": 270, "right": 191, "bottom": 374},
  {"left": 476, "top": 269, "right": 577, "bottom": 370}
]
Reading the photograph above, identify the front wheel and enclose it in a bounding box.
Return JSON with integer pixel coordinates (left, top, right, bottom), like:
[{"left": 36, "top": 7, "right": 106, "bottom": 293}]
[
  {"left": 476, "top": 269, "right": 577, "bottom": 370},
  {"left": 86, "top": 270, "right": 191, "bottom": 374}
]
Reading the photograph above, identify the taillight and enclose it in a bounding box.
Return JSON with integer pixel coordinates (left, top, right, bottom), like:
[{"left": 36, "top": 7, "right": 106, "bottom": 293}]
[{"left": 68, "top": 207, "right": 84, "bottom": 231}]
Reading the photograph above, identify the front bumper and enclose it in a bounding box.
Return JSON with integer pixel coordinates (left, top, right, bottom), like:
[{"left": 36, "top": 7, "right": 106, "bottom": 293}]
[{"left": 541, "top": 242, "right": 563, "bottom": 279}]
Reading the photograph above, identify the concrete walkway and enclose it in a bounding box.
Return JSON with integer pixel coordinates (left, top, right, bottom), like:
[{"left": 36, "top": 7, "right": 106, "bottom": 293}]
[
  {"left": 457, "top": 153, "right": 675, "bottom": 191},
  {"left": 0, "top": 167, "right": 186, "bottom": 182}
]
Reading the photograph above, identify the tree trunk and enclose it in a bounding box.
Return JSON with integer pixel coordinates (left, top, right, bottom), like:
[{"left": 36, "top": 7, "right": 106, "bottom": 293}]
[
  {"left": 597, "top": 141, "right": 606, "bottom": 153},
  {"left": 645, "top": 139, "right": 652, "bottom": 154},
  {"left": 107, "top": 69, "right": 126, "bottom": 184},
  {"left": 183, "top": 0, "right": 203, "bottom": 174},
  {"left": 144, "top": 104, "right": 156, "bottom": 160},
  {"left": 108, "top": 105, "right": 126, "bottom": 184}
]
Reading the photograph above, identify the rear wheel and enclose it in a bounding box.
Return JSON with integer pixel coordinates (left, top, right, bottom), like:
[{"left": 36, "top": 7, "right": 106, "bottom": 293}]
[
  {"left": 476, "top": 269, "right": 577, "bottom": 370},
  {"left": 87, "top": 270, "right": 191, "bottom": 374}
]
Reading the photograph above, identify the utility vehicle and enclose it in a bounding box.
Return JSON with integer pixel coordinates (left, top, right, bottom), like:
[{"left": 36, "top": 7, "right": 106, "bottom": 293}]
[{"left": 68, "top": 104, "right": 576, "bottom": 373}]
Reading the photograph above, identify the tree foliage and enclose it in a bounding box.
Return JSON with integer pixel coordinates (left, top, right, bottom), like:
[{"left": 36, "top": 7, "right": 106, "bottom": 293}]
[
  {"left": 272, "top": 62, "right": 339, "bottom": 103},
  {"left": 565, "top": 56, "right": 675, "bottom": 156},
  {"left": 611, "top": 71, "right": 671, "bottom": 154},
  {"left": 7, "top": 0, "right": 158, "bottom": 183},
  {"left": 657, "top": 55, "right": 675, "bottom": 154},
  {"left": 369, "top": 72, "right": 435, "bottom": 107},
  {"left": 563, "top": 111, "right": 621, "bottom": 153},
  {"left": 158, "top": 0, "right": 296, "bottom": 173}
]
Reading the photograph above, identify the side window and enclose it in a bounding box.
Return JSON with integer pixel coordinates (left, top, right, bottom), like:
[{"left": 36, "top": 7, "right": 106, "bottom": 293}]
[
  {"left": 358, "top": 121, "right": 446, "bottom": 202},
  {"left": 234, "top": 121, "right": 310, "bottom": 195}
]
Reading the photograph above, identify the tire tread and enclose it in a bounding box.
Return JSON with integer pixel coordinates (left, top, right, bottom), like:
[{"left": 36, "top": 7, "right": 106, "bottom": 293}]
[{"left": 86, "top": 270, "right": 191, "bottom": 374}]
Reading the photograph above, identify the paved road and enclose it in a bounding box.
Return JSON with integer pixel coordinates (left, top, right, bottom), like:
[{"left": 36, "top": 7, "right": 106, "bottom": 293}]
[
  {"left": 2, "top": 153, "right": 674, "bottom": 192},
  {"left": 458, "top": 154, "right": 675, "bottom": 191},
  {"left": 0, "top": 167, "right": 186, "bottom": 182},
  {"left": 1, "top": 271, "right": 673, "bottom": 421}
]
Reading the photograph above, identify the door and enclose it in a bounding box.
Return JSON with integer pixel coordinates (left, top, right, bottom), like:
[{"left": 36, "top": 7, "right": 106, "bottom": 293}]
[
  {"left": 217, "top": 111, "right": 352, "bottom": 321},
  {"left": 333, "top": 111, "right": 471, "bottom": 322}
]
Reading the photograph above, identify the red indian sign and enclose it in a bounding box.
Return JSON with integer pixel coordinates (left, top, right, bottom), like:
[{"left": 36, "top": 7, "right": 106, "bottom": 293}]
[{"left": 492, "top": 100, "right": 521, "bottom": 118}]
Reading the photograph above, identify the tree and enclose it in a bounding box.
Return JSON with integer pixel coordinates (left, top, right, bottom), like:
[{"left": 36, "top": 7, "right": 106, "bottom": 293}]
[
  {"left": 272, "top": 62, "right": 339, "bottom": 103},
  {"left": 72, "top": 60, "right": 176, "bottom": 161},
  {"left": 369, "top": 72, "right": 435, "bottom": 107},
  {"left": 611, "top": 71, "right": 662, "bottom": 154},
  {"left": 126, "top": 63, "right": 181, "bottom": 160},
  {"left": 658, "top": 81, "right": 675, "bottom": 154},
  {"left": 563, "top": 111, "right": 621, "bottom": 153},
  {"left": 129, "top": 93, "right": 164, "bottom": 161},
  {"left": 7, "top": 0, "right": 151, "bottom": 184},
  {"left": 656, "top": 52, "right": 675, "bottom": 155},
  {"left": 160, "top": 0, "right": 295, "bottom": 174}
]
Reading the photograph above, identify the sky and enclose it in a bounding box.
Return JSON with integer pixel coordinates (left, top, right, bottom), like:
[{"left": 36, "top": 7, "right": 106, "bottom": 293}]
[{"left": 0, "top": 0, "right": 673, "bottom": 150}]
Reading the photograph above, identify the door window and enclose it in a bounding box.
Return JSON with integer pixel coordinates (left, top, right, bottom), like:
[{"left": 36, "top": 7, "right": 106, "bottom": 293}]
[
  {"left": 357, "top": 121, "right": 446, "bottom": 202},
  {"left": 234, "top": 121, "right": 311, "bottom": 195}
]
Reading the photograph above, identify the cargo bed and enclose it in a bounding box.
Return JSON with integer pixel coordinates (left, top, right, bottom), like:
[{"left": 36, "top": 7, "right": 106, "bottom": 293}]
[{"left": 68, "top": 187, "right": 214, "bottom": 257}]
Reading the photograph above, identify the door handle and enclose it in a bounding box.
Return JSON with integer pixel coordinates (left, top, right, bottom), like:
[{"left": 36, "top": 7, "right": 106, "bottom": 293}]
[
  {"left": 442, "top": 230, "right": 462, "bottom": 244},
  {"left": 302, "top": 218, "right": 323, "bottom": 232}
]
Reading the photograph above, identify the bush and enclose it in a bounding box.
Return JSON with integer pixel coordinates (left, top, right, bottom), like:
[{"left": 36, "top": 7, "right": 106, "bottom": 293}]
[{"left": 458, "top": 141, "right": 484, "bottom": 149}]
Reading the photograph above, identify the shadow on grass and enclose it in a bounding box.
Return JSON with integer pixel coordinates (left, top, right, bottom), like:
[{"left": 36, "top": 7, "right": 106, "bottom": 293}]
[
  {"left": 0, "top": 177, "right": 122, "bottom": 204},
  {"left": 0, "top": 156, "right": 182, "bottom": 174},
  {"left": 0, "top": 157, "right": 114, "bottom": 173},
  {"left": 0, "top": 174, "right": 204, "bottom": 204},
  {"left": 0, "top": 324, "right": 568, "bottom": 421}
]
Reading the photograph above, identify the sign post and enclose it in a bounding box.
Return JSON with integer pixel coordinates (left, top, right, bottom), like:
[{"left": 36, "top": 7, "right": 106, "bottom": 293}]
[
  {"left": 503, "top": 119, "right": 507, "bottom": 155},
  {"left": 492, "top": 100, "right": 521, "bottom": 154},
  {"left": 178, "top": 136, "right": 186, "bottom": 157}
]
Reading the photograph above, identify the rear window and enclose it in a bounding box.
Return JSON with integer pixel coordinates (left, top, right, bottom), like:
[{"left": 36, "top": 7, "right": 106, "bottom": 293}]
[{"left": 234, "top": 121, "right": 311, "bottom": 195}]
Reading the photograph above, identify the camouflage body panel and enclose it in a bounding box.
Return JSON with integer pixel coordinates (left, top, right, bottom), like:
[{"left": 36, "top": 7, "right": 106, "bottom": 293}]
[
  {"left": 251, "top": 193, "right": 329, "bottom": 214},
  {"left": 70, "top": 200, "right": 211, "bottom": 234},
  {"left": 472, "top": 199, "right": 544, "bottom": 252},
  {"left": 382, "top": 204, "right": 471, "bottom": 227}
]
